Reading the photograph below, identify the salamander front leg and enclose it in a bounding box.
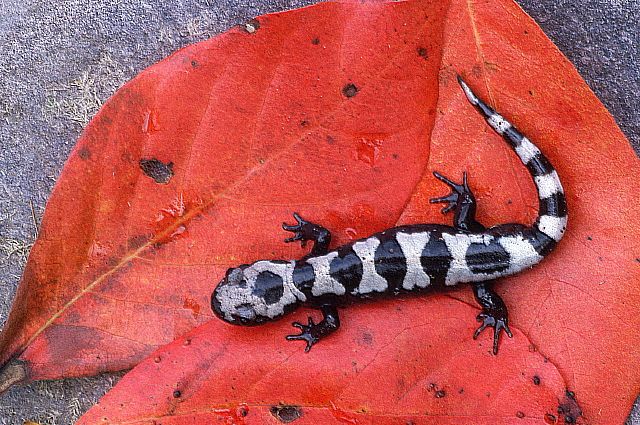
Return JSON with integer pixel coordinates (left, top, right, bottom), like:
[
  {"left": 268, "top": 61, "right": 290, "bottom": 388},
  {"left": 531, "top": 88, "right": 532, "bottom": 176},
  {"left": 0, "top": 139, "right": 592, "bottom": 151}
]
[
  {"left": 430, "top": 171, "right": 485, "bottom": 233},
  {"left": 282, "top": 212, "right": 332, "bottom": 257},
  {"left": 286, "top": 303, "right": 340, "bottom": 352},
  {"left": 472, "top": 282, "right": 513, "bottom": 355}
]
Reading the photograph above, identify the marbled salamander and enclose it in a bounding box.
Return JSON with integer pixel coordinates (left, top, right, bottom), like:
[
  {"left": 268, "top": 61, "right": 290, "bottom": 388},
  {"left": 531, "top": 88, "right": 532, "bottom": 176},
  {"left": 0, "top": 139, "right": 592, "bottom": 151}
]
[{"left": 211, "top": 77, "right": 567, "bottom": 354}]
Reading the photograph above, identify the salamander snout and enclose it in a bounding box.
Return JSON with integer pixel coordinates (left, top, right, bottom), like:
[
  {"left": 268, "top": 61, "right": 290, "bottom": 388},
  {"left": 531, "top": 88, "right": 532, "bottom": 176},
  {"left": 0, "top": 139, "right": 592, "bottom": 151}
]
[{"left": 211, "top": 267, "right": 262, "bottom": 325}]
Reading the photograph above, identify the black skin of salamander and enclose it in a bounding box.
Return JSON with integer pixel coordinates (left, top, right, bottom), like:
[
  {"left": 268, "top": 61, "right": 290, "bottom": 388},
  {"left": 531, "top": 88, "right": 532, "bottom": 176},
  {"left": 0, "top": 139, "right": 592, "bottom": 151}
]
[{"left": 282, "top": 170, "right": 512, "bottom": 354}]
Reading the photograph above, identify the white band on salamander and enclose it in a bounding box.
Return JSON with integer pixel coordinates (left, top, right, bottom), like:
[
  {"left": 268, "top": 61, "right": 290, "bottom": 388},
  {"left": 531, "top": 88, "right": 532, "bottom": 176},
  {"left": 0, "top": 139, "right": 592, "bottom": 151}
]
[
  {"left": 487, "top": 113, "right": 512, "bottom": 135},
  {"left": 515, "top": 137, "right": 542, "bottom": 164},
  {"left": 534, "top": 170, "right": 563, "bottom": 199},
  {"left": 537, "top": 215, "right": 568, "bottom": 242}
]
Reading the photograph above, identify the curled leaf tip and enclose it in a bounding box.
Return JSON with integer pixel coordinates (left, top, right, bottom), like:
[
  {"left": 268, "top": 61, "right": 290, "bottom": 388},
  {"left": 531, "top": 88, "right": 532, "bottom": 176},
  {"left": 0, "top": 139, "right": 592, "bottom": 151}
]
[{"left": 0, "top": 358, "right": 28, "bottom": 395}]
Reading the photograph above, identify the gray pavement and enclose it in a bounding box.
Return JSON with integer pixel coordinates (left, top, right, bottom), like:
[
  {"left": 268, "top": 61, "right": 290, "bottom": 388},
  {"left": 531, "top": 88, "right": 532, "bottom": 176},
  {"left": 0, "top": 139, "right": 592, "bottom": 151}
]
[{"left": 0, "top": 1, "right": 637, "bottom": 423}]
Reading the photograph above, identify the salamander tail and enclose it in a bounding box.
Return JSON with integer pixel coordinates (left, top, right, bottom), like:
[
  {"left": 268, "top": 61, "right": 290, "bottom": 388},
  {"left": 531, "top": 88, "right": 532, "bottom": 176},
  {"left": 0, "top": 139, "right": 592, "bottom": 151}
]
[{"left": 457, "top": 76, "right": 567, "bottom": 247}]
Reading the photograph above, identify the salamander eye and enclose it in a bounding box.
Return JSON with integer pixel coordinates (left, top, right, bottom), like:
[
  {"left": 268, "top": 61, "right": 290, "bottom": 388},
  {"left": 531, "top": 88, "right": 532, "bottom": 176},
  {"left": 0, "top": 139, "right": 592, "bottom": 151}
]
[{"left": 225, "top": 267, "right": 247, "bottom": 287}]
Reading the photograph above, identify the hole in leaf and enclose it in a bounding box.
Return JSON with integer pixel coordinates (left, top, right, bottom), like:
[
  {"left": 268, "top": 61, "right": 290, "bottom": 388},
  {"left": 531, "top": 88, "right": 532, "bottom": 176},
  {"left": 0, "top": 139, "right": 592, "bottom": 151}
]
[{"left": 270, "top": 405, "right": 302, "bottom": 423}]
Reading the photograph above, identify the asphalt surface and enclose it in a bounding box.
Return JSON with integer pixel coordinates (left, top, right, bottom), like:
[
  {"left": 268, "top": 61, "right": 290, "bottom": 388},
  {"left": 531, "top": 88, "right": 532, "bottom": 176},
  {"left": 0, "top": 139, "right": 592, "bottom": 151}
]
[{"left": 0, "top": 1, "right": 637, "bottom": 423}]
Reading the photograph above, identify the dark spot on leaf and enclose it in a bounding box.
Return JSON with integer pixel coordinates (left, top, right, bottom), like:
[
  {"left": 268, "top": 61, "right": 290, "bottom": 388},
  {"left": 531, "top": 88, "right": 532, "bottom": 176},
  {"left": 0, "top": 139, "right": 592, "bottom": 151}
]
[
  {"left": 544, "top": 413, "right": 556, "bottom": 424},
  {"left": 243, "top": 19, "right": 260, "bottom": 34},
  {"left": 342, "top": 83, "right": 359, "bottom": 98},
  {"left": 173, "top": 390, "right": 181, "bottom": 398},
  {"left": 635, "top": 258, "right": 640, "bottom": 263},
  {"left": 557, "top": 390, "right": 582, "bottom": 424},
  {"left": 300, "top": 120, "right": 309, "bottom": 127},
  {"left": 361, "top": 331, "right": 373, "bottom": 345},
  {"left": 529, "top": 90, "right": 535, "bottom": 96},
  {"left": 428, "top": 383, "right": 445, "bottom": 398},
  {"left": 417, "top": 47, "right": 428, "bottom": 59},
  {"left": 154, "top": 357, "right": 161, "bottom": 363},
  {"left": 191, "top": 60, "right": 199, "bottom": 68},
  {"left": 311, "top": 37, "right": 320, "bottom": 45},
  {"left": 326, "top": 135, "right": 336, "bottom": 145},
  {"left": 127, "top": 235, "right": 149, "bottom": 250},
  {"left": 392, "top": 153, "right": 399, "bottom": 159},
  {"left": 458, "top": 388, "right": 464, "bottom": 394},
  {"left": 586, "top": 236, "right": 592, "bottom": 241},
  {"left": 78, "top": 147, "right": 91, "bottom": 160},
  {"left": 239, "top": 406, "right": 249, "bottom": 417},
  {"left": 533, "top": 375, "right": 541, "bottom": 385},
  {"left": 516, "top": 411, "right": 525, "bottom": 419},
  {"left": 140, "top": 158, "right": 174, "bottom": 184},
  {"left": 270, "top": 405, "right": 302, "bottom": 423}
]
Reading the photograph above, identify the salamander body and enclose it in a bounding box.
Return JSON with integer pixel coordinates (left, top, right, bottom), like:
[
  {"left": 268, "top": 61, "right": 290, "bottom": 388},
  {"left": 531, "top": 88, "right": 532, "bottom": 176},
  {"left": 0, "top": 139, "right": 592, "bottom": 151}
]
[{"left": 211, "top": 77, "right": 567, "bottom": 354}]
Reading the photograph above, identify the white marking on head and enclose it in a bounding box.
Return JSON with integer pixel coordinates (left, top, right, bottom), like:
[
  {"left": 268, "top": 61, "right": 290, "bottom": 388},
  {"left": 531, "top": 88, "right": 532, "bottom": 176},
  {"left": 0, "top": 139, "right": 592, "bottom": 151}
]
[
  {"left": 396, "top": 232, "right": 431, "bottom": 290},
  {"left": 537, "top": 215, "right": 568, "bottom": 242},
  {"left": 534, "top": 171, "right": 564, "bottom": 198},
  {"left": 215, "top": 260, "right": 303, "bottom": 322},
  {"left": 352, "top": 237, "right": 388, "bottom": 294},
  {"left": 487, "top": 113, "right": 512, "bottom": 135},
  {"left": 515, "top": 137, "right": 542, "bottom": 164},
  {"left": 306, "top": 252, "right": 346, "bottom": 296}
]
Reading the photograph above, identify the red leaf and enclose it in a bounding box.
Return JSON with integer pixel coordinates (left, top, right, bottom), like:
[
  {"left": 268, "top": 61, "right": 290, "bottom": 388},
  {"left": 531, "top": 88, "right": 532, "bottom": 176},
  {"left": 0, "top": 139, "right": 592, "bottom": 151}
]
[
  {"left": 78, "top": 297, "right": 570, "bottom": 425},
  {"left": 0, "top": 0, "right": 638, "bottom": 422}
]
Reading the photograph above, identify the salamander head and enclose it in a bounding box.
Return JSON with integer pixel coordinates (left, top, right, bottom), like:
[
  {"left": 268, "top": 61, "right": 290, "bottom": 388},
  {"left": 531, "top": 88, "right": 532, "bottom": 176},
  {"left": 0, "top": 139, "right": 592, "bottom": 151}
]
[{"left": 211, "top": 260, "right": 304, "bottom": 326}]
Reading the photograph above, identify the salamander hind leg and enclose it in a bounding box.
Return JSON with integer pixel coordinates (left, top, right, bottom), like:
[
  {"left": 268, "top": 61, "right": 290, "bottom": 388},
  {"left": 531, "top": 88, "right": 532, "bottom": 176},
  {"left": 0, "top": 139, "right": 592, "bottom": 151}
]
[
  {"left": 286, "top": 303, "right": 340, "bottom": 352},
  {"left": 430, "top": 171, "right": 485, "bottom": 233},
  {"left": 282, "top": 212, "right": 332, "bottom": 256},
  {"left": 472, "top": 282, "right": 513, "bottom": 355}
]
